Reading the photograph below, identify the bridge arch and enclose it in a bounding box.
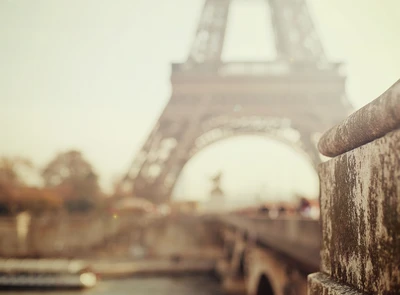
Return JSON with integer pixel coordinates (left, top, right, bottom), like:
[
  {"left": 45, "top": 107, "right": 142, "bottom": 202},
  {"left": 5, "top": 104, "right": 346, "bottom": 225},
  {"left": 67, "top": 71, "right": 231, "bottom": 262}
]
[{"left": 256, "top": 274, "right": 275, "bottom": 295}]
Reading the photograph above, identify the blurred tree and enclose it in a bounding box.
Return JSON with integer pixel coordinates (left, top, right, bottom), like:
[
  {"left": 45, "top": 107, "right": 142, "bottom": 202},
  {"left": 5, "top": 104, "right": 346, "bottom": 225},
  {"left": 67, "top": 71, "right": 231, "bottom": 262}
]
[
  {"left": 0, "top": 157, "right": 35, "bottom": 216},
  {"left": 0, "top": 182, "right": 17, "bottom": 216},
  {"left": 64, "top": 198, "right": 95, "bottom": 213},
  {"left": 0, "top": 180, "right": 62, "bottom": 217},
  {"left": 42, "top": 150, "right": 102, "bottom": 213},
  {"left": 16, "top": 187, "right": 63, "bottom": 216},
  {"left": 0, "top": 156, "right": 34, "bottom": 187}
]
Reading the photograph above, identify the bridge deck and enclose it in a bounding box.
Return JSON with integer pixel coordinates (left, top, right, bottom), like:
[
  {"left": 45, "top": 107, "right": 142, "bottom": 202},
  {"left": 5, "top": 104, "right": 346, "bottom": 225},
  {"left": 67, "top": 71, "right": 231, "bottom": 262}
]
[{"left": 219, "top": 215, "right": 320, "bottom": 272}]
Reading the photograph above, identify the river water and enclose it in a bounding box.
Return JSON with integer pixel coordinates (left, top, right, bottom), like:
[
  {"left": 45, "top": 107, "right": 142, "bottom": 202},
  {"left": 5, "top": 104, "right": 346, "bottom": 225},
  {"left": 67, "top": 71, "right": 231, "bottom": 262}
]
[{"left": 2, "top": 276, "right": 223, "bottom": 295}]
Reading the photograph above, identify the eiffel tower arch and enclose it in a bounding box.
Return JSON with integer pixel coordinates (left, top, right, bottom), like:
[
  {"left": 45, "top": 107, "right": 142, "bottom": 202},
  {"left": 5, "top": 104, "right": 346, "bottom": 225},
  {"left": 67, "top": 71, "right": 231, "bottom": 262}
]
[{"left": 124, "top": 0, "right": 353, "bottom": 204}]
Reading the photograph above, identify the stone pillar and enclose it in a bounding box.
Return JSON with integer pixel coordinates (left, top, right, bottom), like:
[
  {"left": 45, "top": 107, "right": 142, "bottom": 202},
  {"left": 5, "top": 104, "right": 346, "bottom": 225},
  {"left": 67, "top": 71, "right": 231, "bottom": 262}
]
[
  {"left": 217, "top": 230, "right": 248, "bottom": 295},
  {"left": 308, "top": 80, "right": 400, "bottom": 294}
]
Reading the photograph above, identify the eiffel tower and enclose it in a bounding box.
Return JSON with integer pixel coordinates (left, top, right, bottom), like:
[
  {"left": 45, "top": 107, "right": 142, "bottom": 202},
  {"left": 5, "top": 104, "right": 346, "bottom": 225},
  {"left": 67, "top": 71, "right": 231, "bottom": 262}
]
[{"left": 124, "top": 0, "right": 352, "bottom": 204}]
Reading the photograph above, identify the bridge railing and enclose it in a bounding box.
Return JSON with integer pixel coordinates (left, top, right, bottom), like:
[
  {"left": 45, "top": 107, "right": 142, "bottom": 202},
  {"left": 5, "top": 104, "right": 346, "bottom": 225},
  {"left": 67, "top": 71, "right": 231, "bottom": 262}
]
[
  {"left": 308, "top": 79, "right": 400, "bottom": 294},
  {"left": 219, "top": 215, "right": 320, "bottom": 271}
]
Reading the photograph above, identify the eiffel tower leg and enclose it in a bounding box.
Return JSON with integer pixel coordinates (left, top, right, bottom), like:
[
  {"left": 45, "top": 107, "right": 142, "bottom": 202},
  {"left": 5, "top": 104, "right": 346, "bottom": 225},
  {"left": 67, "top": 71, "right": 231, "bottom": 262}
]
[
  {"left": 268, "top": 0, "right": 326, "bottom": 62},
  {"left": 127, "top": 121, "right": 184, "bottom": 203},
  {"left": 127, "top": 98, "right": 211, "bottom": 204}
]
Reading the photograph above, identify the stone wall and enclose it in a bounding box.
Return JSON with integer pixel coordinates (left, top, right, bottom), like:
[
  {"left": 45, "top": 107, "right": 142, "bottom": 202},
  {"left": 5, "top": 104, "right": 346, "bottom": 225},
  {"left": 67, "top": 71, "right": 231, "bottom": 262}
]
[
  {"left": 0, "top": 213, "right": 224, "bottom": 259},
  {"left": 308, "top": 80, "right": 400, "bottom": 294},
  {"left": 0, "top": 217, "right": 19, "bottom": 256},
  {"left": 0, "top": 213, "right": 140, "bottom": 258},
  {"left": 142, "top": 214, "right": 223, "bottom": 259}
]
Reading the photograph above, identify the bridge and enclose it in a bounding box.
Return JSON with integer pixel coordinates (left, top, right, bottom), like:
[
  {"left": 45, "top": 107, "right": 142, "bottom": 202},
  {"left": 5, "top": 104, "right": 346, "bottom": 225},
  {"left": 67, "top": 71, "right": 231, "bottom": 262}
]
[{"left": 215, "top": 214, "right": 320, "bottom": 295}]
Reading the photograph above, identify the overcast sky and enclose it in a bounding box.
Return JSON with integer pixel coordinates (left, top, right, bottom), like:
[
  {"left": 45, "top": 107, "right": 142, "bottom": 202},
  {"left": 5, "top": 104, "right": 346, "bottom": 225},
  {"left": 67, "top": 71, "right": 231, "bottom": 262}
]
[{"left": 1, "top": 0, "right": 399, "bottom": 204}]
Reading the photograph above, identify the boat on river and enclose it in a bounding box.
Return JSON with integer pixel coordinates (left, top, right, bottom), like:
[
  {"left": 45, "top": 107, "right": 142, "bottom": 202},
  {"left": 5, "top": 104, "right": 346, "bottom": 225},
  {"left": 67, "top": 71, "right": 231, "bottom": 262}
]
[{"left": 0, "top": 258, "right": 97, "bottom": 289}]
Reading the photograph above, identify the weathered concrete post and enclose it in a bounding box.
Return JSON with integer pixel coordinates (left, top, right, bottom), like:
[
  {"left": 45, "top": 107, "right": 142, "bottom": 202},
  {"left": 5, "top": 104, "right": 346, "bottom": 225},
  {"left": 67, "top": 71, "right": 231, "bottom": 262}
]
[{"left": 308, "top": 80, "right": 400, "bottom": 294}]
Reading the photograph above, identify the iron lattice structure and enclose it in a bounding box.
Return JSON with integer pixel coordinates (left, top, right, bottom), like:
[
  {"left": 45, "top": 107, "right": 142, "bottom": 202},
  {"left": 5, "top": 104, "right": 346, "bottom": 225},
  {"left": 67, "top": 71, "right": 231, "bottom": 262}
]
[{"left": 124, "top": 0, "right": 353, "bottom": 204}]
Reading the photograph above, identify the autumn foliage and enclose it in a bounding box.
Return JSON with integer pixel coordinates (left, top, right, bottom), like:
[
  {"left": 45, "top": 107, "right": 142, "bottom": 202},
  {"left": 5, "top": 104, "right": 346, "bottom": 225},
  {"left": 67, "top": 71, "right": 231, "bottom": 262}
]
[
  {"left": 0, "top": 182, "right": 62, "bottom": 216},
  {"left": 16, "top": 187, "right": 63, "bottom": 216},
  {"left": 0, "top": 150, "right": 103, "bottom": 216},
  {"left": 42, "top": 150, "right": 102, "bottom": 213},
  {"left": 0, "top": 181, "right": 18, "bottom": 215}
]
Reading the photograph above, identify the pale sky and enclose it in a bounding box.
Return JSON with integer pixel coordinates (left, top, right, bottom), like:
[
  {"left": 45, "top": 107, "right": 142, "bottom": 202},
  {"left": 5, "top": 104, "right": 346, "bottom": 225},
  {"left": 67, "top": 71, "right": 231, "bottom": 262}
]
[{"left": 1, "top": 0, "right": 399, "bottom": 204}]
